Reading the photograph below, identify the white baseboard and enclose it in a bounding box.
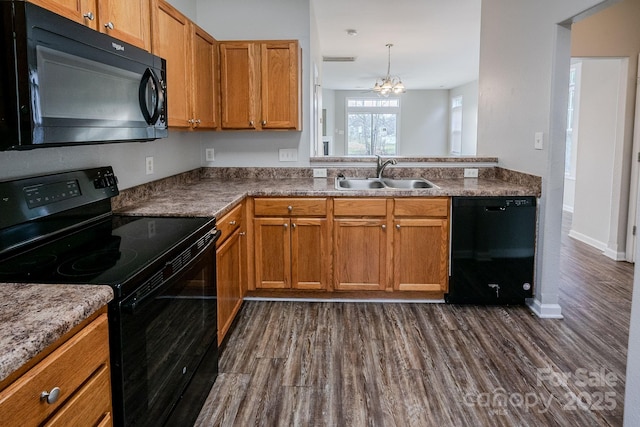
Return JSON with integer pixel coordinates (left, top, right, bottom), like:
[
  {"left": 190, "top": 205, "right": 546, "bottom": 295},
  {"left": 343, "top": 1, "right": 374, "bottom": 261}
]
[
  {"left": 568, "top": 229, "right": 606, "bottom": 251},
  {"left": 527, "top": 298, "right": 564, "bottom": 319},
  {"left": 604, "top": 247, "right": 627, "bottom": 261}
]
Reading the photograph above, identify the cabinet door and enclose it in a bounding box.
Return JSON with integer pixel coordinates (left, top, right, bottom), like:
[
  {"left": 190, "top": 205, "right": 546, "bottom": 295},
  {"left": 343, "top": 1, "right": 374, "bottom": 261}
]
[
  {"left": 29, "top": 0, "right": 98, "bottom": 29},
  {"left": 291, "top": 218, "right": 327, "bottom": 290},
  {"left": 254, "top": 217, "right": 290, "bottom": 289},
  {"left": 151, "top": 0, "right": 191, "bottom": 128},
  {"left": 393, "top": 218, "right": 449, "bottom": 292},
  {"left": 260, "top": 41, "right": 300, "bottom": 130},
  {"left": 98, "top": 0, "right": 150, "bottom": 51},
  {"left": 333, "top": 219, "right": 387, "bottom": 291},
  {"left": 191, "top": 23, "right": 218, "bottom": 129},
  {"left": 220, "top": 42, "right": 258, "bottom": 129},
  {"left": 217, "top": 229, "right": 243, "bottom": 344}
]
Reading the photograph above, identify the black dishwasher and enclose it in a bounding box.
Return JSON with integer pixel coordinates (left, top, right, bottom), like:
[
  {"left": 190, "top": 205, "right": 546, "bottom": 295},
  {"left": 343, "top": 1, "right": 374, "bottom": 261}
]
[{"left": 446, "top": 197, "right": 537, "bottom": 305}]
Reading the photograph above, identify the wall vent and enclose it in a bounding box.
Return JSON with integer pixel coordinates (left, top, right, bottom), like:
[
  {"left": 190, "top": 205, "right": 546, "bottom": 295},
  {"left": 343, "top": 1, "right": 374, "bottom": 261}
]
[{"left": 322, "top": 56, "right": 356, "bottom": 62}]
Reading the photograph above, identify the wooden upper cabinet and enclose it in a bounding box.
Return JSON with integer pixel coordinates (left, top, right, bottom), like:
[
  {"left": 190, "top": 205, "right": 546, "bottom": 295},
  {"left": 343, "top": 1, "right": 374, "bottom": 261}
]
[
  {"left": 261, "top": 41, "right": 300, "bottom": 130},
  {"left": 151, "top": 0, "right": 218, "bottom": 129},
  {"left": 28, "top": 0, "right": 98, "bottom": 29},
  {"left": 219, "top": 40, "right": 300, "bottom": 131},
  {"left": 30, "top": 0, "right": 150, "bottom": 50},
  {"left": 191, "top": 24, "right": 218, "bottom": 129},
  {"left": 98, "top": 0, "right": 150, "bottom": 51},
  {"left": 219, "top": 42, "right": 258, "bottom": 129}
]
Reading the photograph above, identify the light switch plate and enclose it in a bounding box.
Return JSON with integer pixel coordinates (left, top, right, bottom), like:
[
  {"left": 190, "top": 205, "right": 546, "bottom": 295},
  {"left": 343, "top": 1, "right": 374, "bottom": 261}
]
[
  {"left": 279, "top": 148, "right": 298, "bottom": 162},
  {"left": 534, "top": 132, "right": 544, "bottom": 150}
]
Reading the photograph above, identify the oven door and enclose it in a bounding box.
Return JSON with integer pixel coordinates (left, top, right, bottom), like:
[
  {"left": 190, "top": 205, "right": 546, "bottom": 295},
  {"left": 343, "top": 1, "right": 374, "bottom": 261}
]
[{"left": 114, "top": 236, "right": 218, "bottom": 427}]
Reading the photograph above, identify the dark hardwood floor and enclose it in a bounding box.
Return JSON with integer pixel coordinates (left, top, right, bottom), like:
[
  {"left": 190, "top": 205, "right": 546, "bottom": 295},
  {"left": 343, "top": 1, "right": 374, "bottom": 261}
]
[{"left": 195, "top": 213, "right": 633, "bottom": 426}]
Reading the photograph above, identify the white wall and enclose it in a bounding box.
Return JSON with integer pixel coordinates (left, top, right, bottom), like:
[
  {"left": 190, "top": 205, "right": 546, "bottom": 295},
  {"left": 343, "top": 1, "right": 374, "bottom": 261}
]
[
  {"left": 570, "top": 58, "right": 626, "bottom": 257},
  {"left": 450, "top": 80, "right": 479, "bottom": 155},
  {"left": 0, "top": 132, "right": 202, "bottom": 190},
  {"left": 478, "top": 0, "right": 614, "bottom": 319},
  {"left": 325, "top": 90, "right": 450, "bottom": 156},
  {"left": 195, "top": 0, "right": 312, "bottom": 167}
]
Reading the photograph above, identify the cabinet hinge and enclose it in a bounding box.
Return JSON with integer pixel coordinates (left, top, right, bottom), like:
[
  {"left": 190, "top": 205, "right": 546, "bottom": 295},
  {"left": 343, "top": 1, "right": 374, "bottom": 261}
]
[
  {"left": 637, "top": 152, "right": 640, "bottom": 162},
  {"left": 634, "top": 225, "right": 637, "bottom": 236}
]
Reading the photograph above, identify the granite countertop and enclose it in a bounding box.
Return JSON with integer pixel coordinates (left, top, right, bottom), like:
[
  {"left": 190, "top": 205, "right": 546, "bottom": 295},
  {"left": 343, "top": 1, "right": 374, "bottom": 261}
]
[
  {"left": 0, "top": 284, "right": 113, "bottom": 384},
  {"left": 116, "top": 176, "right": 539, "bottom": 218}
]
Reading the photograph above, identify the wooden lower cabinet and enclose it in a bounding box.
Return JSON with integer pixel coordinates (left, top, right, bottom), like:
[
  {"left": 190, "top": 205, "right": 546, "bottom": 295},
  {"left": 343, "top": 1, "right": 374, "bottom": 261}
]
[
  {"left": 216, "top": 203, "right": 246, "bottom": 344},
  {"left": 0, "top": 311, "right": 112, "bottom": 426},
  {"left": 393, "top": 198, "right": 450, "bottom": 292},
  {"left": 333, "top": 218, "right": 387, "bottom": 291},
  {"left": 254, "top": 217, "right": 327, "bottom": 290}
]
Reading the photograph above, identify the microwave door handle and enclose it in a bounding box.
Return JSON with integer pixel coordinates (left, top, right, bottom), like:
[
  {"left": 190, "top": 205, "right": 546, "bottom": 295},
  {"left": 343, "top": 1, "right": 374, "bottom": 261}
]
[{"left": 139, "top": 68, "right": 163, "bottom": 125}]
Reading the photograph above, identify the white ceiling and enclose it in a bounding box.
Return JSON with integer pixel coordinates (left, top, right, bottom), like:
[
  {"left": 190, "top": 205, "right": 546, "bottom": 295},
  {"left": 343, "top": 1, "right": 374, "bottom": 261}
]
[{"left": 311, "top": 0, "right": 481, "bottom": 91}]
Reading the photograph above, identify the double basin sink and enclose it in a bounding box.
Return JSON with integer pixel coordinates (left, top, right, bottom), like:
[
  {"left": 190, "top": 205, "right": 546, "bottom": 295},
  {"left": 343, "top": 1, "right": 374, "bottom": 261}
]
[{"left": 335, "top": 177, "right": 437, "bottom": 190}]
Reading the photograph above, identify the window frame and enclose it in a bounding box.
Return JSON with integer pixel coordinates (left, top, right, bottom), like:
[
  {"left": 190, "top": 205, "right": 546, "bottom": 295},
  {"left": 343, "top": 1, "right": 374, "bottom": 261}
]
[{"left": 344, "top": 97, "right": 401, "bottom": 156}]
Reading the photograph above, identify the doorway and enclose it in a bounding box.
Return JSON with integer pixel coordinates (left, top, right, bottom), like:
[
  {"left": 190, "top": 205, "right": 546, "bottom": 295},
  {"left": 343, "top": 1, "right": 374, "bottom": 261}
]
[{"left": 562, "top": 57, "right": 630, "bottom": 261}]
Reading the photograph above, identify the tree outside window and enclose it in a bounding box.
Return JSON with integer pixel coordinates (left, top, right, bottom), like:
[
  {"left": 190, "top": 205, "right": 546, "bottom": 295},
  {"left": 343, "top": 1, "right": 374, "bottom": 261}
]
[{"left": 346, "top": 98, "right": 400, "bottom": 155}]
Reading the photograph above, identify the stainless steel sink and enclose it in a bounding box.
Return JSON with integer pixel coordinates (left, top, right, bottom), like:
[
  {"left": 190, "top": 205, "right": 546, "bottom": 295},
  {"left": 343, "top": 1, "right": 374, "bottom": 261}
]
[
  {"left": 334, "top": 178, "right": 386, "bottom": 189},
  {"left": 335, "top": 177, "right": 437, "bottom": 190}
]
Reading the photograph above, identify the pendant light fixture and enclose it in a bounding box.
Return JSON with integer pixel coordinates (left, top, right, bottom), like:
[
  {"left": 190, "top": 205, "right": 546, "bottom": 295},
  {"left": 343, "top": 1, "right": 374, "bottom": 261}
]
[{"left": 373, "top": 43, "right": 406, "bottom": 97}]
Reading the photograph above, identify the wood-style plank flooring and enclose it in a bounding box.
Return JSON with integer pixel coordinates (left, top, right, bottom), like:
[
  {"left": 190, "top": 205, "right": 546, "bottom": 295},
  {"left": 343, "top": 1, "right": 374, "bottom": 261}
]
[{"left": 195, "top": 214, "right": 633, "bottom": 426}]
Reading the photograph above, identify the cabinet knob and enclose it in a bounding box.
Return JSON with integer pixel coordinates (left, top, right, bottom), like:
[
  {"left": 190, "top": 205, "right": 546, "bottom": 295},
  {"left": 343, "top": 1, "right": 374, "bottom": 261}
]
[
  {"left": 41, "top": 387, "right": 61, "bottom": 405},
  {"left": 283, "top": 223, "right": 288, "bottom": 229},
  {"left": 292, "top": 223, "right": 297, "bottom": 229},
  {"left": 188, "top": 119, "right": 195, "bottom": 124},
  {"left": 261, "top": 120, "right": 267, "bottom": 126},
  {"left": 229, "top": 220, "right": 237, "bottom": 225},
  {"left": 195, "top": 119, "right": 201, "bottom": 124},
  {"left": 287, "top": 205, "right": 293, "bottom": 212},
  {"left": 381, "top": 224, "right": 386, "bottom": 230},
  {"left": 249, "top": 120, "right": 254, "bottom": 127},
  {"left": 239, "top": 231, "right": 246, "bottom": 236},
  {"left": 104, "top": 22, "right": 115, "bottom": 30},
  {"left": 396, "top": 224, "right": 401, "bottom": 230},
  {"left": 83, "top": 11, "right": 95, "bottom": 20}
]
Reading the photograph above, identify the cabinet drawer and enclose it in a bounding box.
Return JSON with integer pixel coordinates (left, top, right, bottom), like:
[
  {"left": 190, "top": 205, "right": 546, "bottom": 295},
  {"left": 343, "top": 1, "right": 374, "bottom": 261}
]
[
  {"left": 218, "top": 203, "right": 243, "bottom": 243},
  {"left": 394, "top": 198, "right": 449, "bottom": 217},
  {"left": 0, "top": 314, "right": 110, "bottom": 426},
  {"left": 334, "top": 198, "right": 387, "bottom": 217},
  {"left": 45, "top": 364, "right": 112, "bottom": 427},
  {"left": 254, "top": 198, "right": 327, "bottom": 216}
]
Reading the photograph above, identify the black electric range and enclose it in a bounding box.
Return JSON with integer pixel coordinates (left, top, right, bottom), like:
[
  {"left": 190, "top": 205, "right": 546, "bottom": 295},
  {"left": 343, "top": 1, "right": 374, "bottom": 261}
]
[{"left": 0, "top": 167, "right": 220, "bottom": 426}]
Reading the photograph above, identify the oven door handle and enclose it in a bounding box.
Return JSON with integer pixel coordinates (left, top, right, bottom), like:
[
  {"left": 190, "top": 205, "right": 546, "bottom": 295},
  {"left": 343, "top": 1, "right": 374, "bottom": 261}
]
[
  {"left": 139, "top": 68, "right": 164, "bottom": 125},
  {"left": 121, "top": 230, "right": 219, "bottom": 314}
]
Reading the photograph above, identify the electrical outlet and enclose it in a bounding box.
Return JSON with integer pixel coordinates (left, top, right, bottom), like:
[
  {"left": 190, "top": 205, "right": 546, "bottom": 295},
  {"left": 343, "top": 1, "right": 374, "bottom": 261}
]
[
  {"left": 145, "top": 156, "right": 154, "bottom": 175},
  {"left": 278, "top": 148, "right": 298, "bottom": 162},
  {"left": 464, "top": 168, "right": 478, "bottom": 178},
  {"left": 313, "top": 168, "right": 328, "bottom": 178},
  {"left": 205, "top": 148, "right": 215, "bottom": 161}
]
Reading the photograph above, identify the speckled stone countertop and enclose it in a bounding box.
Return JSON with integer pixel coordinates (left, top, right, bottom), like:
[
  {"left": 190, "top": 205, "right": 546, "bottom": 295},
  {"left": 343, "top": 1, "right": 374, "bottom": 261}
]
[
  {"left": 0, "top": 284, "right": 113, "bottom": 384},
  {"left": 115, "top": 175, "right": 540, "bottom": 218}
]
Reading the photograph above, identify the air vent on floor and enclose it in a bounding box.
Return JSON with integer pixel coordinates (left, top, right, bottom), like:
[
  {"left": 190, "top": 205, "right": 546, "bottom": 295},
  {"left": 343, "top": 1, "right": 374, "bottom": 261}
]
[{"left": 322, "top": 56, "right": 356, "bottom": 62}]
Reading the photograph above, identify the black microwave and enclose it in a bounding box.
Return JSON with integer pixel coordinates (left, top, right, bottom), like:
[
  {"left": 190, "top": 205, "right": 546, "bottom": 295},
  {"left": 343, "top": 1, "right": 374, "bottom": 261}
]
[{"left": 0, "top": 1, "right": 168, "bottom": 151}]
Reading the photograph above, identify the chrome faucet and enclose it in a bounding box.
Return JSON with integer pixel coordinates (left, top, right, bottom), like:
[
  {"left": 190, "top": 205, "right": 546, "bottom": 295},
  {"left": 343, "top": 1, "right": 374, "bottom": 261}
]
[{"left": 376, "top": 155, "right": 397, "bottom": 179}]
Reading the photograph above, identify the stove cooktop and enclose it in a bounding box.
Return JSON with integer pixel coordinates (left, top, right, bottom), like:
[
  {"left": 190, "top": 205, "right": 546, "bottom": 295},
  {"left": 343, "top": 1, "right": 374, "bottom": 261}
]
[{"left": 0, "top": 215, "right": 214, "bottom": 288}]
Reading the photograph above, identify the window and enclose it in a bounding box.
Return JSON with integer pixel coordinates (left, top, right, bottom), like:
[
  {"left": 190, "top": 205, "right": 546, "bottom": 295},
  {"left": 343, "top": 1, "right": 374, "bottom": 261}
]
[
  {"left": 450, "top": 96, "right": 463, "bottom": 155},
  {"left": 346, "top": 98, "right": 400, "bottom": 155}
]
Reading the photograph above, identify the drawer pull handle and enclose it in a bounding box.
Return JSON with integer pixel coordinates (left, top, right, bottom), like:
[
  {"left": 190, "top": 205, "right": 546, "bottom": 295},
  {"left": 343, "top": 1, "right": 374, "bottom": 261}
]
[
  {"left": 41, "top": 387, "right": 61, "bottom": 404},
  {"left": 229, "top": 220, "right": 237, "bottom": 225},
  {"left": 287, "top": 205, "right": 293, "bottom": 212}
]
